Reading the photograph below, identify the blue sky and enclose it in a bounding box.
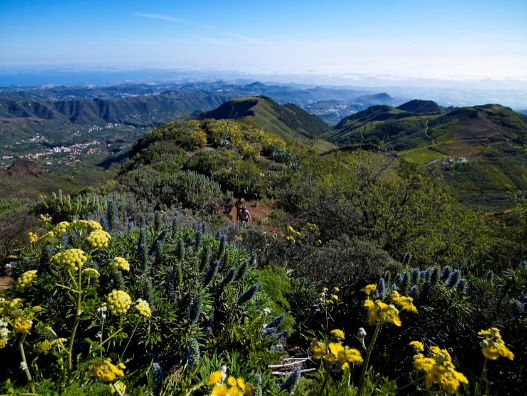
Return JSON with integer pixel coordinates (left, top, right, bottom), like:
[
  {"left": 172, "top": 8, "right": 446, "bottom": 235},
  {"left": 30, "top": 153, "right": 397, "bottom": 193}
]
[{"left": 1, "top": 0, "right": 526, "bottom": 82}]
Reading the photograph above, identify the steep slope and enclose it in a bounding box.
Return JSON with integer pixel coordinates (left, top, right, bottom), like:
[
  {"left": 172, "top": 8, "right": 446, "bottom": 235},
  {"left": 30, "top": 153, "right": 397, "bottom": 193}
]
[{"left": 198, "top": 96, "right": 330, "bottom": 141}]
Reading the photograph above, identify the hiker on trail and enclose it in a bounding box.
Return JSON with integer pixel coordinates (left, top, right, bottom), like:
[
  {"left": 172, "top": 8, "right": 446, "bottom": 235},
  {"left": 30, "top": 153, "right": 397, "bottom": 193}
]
[
  {"left": 239, "top": 207, "right": 251, "bottom": 224},
  {"left": 235, "top": 197, "right": 246, "bottom": 222}
]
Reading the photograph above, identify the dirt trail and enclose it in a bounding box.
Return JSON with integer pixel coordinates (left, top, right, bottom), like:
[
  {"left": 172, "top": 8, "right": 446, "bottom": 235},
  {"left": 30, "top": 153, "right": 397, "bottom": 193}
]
[{"left": 228, "top": 200, "right": 273, "bottom": 227}]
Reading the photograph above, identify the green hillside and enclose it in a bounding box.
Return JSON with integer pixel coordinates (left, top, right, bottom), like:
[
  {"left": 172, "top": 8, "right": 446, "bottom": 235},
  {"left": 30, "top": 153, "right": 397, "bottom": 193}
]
[
  {"left": 327, "top": 102, "right": 527, "bottom": 209},
  {"left": 199, "top": 96, "right": 331, "bottom": 143}
]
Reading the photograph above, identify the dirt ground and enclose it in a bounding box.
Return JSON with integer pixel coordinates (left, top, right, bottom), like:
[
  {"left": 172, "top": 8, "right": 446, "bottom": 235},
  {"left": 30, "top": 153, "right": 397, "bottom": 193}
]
[
  {"left": 0, "top": 275, "right": 12, "bottom": 290},
  {"left": 228, "top": 200, "right": 273, "bottom": 226}
]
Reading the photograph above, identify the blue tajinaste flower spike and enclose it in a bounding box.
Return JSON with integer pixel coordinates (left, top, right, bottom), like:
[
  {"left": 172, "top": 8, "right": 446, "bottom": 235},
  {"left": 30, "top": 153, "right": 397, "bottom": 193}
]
[
  {"left": 440, "top": 266, "right": 451, "bottom": 282},
  {"left": 375, "top": 278, "right": 386, "bottom": 298},
  {"left": 220, "top": 267, "right": 236, "bottom": 288},
  {"left": 151, "top": 361, "right": 164, "bottom": 396},
  {"left": 186, "top": 338, "right": 200, "bottom": 369},
  {"left": 266, "top": 314, "right": 285, "bottom": 331},
  {"left": 409, "top": 285, "right": 418, "bottom": 297},
  {"left": 395, "top": 273, "right": 404, "bottom": 288},
  {"left": 238, "top": 283, "right": 260, "bottom": 304},
  {"left": 194, "top": 228, "right": 202, "bottom": 253},
  {"left": 127, "top": 221, "right": 134, "bottom": 230},
  {"left": 446, "top": 270, "right": 461, "bottom": 288},
  {"left": 101, "top": 216, "right": 110, "bottom": 232},
  {"left": 419, "top": 270, "right": 428, "bottom": 283},
  {"left": 429, "top": 266, "right": 440, "bottom": 285},
  {"left": 61, "top": 233, "right": 69, "bottom": 247},
  {"left": 410, "top": 268, "right": 419, "bottom": 284},
  {"left": 234, "top": 257, "right": 249, "bottom": 281},
  {"left": 279, "top": 368, "right": 301, "bottom": 393},
  {"left": 202, "top": 260, "right": 220, "bottom": 287},
  {"left": 200, "top": 245, "right": 211, "bottom": 272},
  {"left": 154, "top": 211, "right": 162, "bottom": 234},
  {"left": 188, "top": 295, "right": 203, "bottom": 323}
]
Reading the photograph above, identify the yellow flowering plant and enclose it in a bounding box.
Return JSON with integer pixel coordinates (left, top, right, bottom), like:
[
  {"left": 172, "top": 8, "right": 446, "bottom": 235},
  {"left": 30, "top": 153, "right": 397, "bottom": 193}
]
[
  {"left": 410, "top": 343, "right": 468, "bottom": 395},
  {"left": 309, "top": 329, "right": 363, "bottom": 392}
]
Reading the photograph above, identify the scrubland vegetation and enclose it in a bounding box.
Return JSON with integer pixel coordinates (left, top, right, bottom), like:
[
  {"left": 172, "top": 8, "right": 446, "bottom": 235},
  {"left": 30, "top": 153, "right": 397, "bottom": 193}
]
[{"left": 1, "top": 117, "right": 526, "bottom": 395}]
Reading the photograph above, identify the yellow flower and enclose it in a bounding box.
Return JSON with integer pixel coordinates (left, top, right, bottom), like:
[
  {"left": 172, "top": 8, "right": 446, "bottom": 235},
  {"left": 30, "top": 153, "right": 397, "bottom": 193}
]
[
  {"left": 89, "top": 358, "right": 125, "bottom": 382},
  {"left": 36, "top": 340, "right": 52, "bottom": 354},
  {"left": 107, "top": 290, "right": 132, "bottom": 315},
  {"left": 51, "top": 248, "right": 88, "bottom": 271},
  {"left": 236, "top": 377, "right": 246, "bottom": 390},
  {"left": 409, "top": 341, "right": 424, "bottom": 351},
  {"left": 72, "top": 219, "right": 103, "bottom": 231},
  {"left": 208, "top": 370, "right": 223, "bottom": 385},
  {"left": 31, "top": 305, "right": 43, "bottom": 313},
  {"left": 227, "top": 376, "right": 237, "bottom": 387},
  {"left": 82, "top": 268, "right": 100, "bottom": 278},
  {"left": 8, "top": 298, "right": 23, "bottom": 309},
  {"left": 390, "top": 292, "right": 418, "bottom": 313},
  {"left": 362, "top": 284, "right": 376, "bottom": 296},
  {"left": 135, "top": 299, "right": 152, "bottom": 318},
  {"left": 211, "top": 384, "right": 228, "bottom": 396},
  {"left": 413, "top": 346, "right": 468, "bottom": 395},
  {"left": 364, "top": 299, "right": 402, "bottom": 326},
  {"left": 14, "top": 317, "right": 32, "bottom": 333},
  {"left": 478, "top": 327, "right": 514, "bottom": 361},
  {"left": 0, "top": 338, "right": 7, "bottom": 349},
  {"left": 87, "top": 230, "right": 111, "bottom": 249},
  {"left": 39, "top": 214, "right": 52, "bottom": 223},
  {"left": 15, "top": 270, "right": 38, "bottom": 290},
  {"left": 28, "top": 232, "right": 39, "bottom": 243},
  {"left": 331, "top": 294, "right": 339, "bottom": 302},
  {"left": 310, "top": 339, "right": 327, "bottom": 360},
  {"left": 109, "top": 380, "right": 126, "bottom": 395},
  {"left": 53, "top": 221, "right": 70, "bottom": 235},
  {"left": 112, "top": 257, "right": 130, "bottom": 272},
  {"left": 330, "top": 329, "right": 345, "bottom": 340}
]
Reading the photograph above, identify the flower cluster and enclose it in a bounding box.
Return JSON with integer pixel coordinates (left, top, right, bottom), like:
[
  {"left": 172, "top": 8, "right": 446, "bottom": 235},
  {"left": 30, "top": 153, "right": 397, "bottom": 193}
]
[
  {"left": 111, "top": 256, "right": 130, "bottom": 272},
  {"left": 39, "top": 213, "right": 52, "bottom": 223},
  {"left": 135, "top": 299, "right": 152, "bottom": 318},
  {"left": 311, "top": 330, "right": 363, "bottom": 371},
  {"left": 82, "top": 268, "right": 100, "bottom": 279},
  {"left": 71, "top": 219, "right": 103, "bottom": 231},
  {"left": 88, "top": 358, "right": 126, "bottom": 382},
  {"left": 478, "top": 327, "right": 514, "bottom": 361},
  {"left": 363, "top": 290, "right": 417, "bottom": 327},
  {"left": 107, "top": 290, "right": 132, "bottom": 315},
  {"left": 87, "top": 230, "right": 112, "bottom": 249},
  {"left": 28, "top": 232, "right": 39, "bottom": 243},
  {"left": 51, "top": 248, "right": 88, "bottom": 271},
  {"left": 14, "top": 316, "right": 33, "bottom": 333},
  {"left": 208, "top": 367, "right": 251, "bottom": 396},
  {"left": 410, "top": 343, "right": 468, "bottom": 395},
  {"left": 320, "top": 287, "right": 339, "bottom": 304},
  {"left": 53, "top": 221, "right": 70, "bottom": 235},
  {"left": 15, "top": 270, "right": 38, "bottom": 291}
]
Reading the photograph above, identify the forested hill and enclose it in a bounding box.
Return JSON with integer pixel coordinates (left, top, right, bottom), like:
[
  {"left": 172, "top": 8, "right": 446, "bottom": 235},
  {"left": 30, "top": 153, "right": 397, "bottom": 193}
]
[
  {"left": 0, "top": 90, "right": 228, "bottom": 127},
  {"left": 198, "top": 96, "right": 330, "bottom": 140}
]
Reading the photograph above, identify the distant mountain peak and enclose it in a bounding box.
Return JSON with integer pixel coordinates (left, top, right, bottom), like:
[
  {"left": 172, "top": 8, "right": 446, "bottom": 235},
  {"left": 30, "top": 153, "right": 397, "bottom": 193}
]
[{"left": 397, "top": 99, "right": 441, "bottom": 114}]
